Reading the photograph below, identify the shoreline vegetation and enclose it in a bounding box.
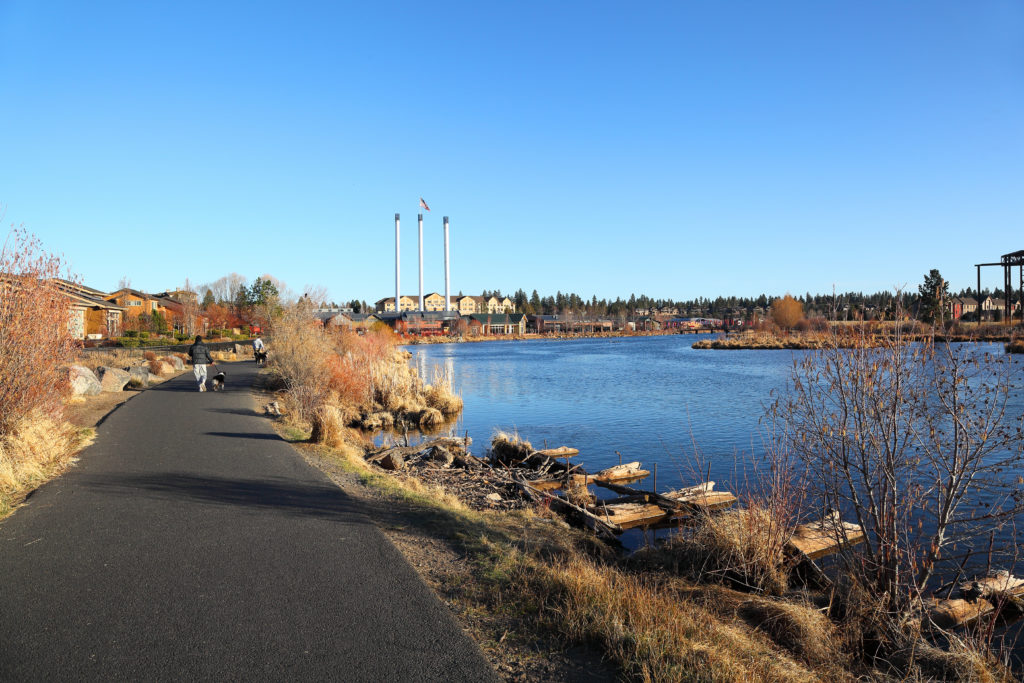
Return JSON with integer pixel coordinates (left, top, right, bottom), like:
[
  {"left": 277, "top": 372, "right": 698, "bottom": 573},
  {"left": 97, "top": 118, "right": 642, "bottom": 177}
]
[
  {"left": 266, "top": 303, "right": 1021, "bottom": 681},
  {"left": 694, "top": 321, "right": 1024, "bottom": 350}
]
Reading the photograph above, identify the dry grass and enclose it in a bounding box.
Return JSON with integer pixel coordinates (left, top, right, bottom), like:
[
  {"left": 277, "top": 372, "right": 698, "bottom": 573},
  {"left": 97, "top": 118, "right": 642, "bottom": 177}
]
[
  {"left": 1005, "top": 340, "right": 1024, "bottom": 354},
  {"left": 75, "top": 348, "right": 140, "bottom": 374},
  {"left": 491, "top": 430, "right": 533, "bottom": 465},
  {"left": 0, "top": 411, "right": 94, "bottom": 516},
  {"left": 668, "top": 507, "right": 793, "bottom": 596}
]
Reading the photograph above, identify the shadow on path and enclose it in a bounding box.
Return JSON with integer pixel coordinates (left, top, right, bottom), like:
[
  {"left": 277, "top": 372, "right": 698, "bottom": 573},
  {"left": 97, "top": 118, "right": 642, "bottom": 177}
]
[
  {"left": 87, "top": 473, "right": 364, "bottom": 520},
  {"left": 205, "top": 431, "right": 282, "bottom": 441}
]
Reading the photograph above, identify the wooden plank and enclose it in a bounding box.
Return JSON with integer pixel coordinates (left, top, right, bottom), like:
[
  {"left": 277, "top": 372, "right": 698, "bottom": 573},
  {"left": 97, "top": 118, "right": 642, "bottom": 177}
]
[
  {"left": 586, "top": 502, "right": 670, "bottom": 530},
  {"left": 787, "top": 514, "right": 865, "bottom": 561},
  {"left": 596, "top": 481, "right": 736, "bottom": 514},
  {"left": 929, "top": 572, "right": 1024, "bottom": 629},
  {"left": 533, "top": 446, "right": 579, "bottom": 458}
]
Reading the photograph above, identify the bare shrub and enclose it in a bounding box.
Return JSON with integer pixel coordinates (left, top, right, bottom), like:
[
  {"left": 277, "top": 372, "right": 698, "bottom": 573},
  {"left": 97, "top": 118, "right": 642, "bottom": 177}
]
[
  {"left": 0, "top": 227, "right": 76, "bottom": 435},
  {"left": 144, "top": 350, "right": 156, "bottom": 361},
  {"left": 772, "top": 316, "right": 1024, "bottom": 631}
]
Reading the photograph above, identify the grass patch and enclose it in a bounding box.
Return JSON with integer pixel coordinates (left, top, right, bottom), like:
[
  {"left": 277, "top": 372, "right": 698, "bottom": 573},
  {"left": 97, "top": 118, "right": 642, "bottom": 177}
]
[
  {"left": 0, "top": 413, "right": 95, "bottom": 518},
  {"left": 283, "top": 423, "right": 841, "bottom": 682}
]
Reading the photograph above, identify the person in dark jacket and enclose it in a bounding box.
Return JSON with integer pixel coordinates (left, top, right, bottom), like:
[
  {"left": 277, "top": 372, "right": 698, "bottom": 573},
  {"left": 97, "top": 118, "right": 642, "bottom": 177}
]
[{"left": 188, "top": 335, "right": 214, "bottom": 392}]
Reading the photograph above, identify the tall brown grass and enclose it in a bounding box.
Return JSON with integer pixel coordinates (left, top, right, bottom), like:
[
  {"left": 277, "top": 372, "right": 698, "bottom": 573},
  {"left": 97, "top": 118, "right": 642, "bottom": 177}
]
[{"left": 269, "top": 304, "right": 462, "bottom": 442}]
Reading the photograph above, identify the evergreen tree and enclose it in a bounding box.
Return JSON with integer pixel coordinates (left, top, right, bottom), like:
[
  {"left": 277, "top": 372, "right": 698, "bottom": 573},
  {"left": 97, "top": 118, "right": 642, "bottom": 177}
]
[
  {"left": 201, "top": 289, "right": 215, "bottom": 309},
  {"left": 917, "top": 269, "right": 949, "bottom": 324}
]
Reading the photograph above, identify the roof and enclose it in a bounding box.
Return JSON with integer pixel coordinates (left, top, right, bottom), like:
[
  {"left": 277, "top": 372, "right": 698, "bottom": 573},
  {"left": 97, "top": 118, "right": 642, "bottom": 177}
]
[
  {"left": 468, "top": 313, "right": 524, "bottom": 324},
  {"left": 51, "top": 280, "right": 126, "bottom": 310},
  {"left": 106, "top": 287, "right": 156, "bottom": 300}
]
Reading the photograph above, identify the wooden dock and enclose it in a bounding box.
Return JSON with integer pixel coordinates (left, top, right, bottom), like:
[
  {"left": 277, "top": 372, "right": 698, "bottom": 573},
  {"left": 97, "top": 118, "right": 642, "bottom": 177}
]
[
  {"left": 587, "top": 481, "right": 737, "bottom": 530},
  {"left": 786, "top": 512, "right": 866, "bottom": 561}
]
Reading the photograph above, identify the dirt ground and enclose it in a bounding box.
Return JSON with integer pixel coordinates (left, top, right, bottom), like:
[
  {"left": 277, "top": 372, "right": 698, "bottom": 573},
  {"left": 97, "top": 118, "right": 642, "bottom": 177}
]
[{"left": 298, "top": 444, "right": 619, "bottom": 683}]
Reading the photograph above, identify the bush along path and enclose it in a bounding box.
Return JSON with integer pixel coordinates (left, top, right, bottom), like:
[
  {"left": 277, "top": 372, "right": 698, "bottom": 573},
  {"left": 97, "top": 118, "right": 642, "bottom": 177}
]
[{"left": 0, "top": 360, "right": 495, "bottom": 682}]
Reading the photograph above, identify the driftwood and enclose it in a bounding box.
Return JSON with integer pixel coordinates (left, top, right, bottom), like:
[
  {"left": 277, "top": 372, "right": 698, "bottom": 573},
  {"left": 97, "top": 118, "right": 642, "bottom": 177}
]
[
  {"left": 533, "top": 446, "right": 579, "bottom": 458},
  {"left": 367, "top": 437, "right": 474, "bottom": 467}
]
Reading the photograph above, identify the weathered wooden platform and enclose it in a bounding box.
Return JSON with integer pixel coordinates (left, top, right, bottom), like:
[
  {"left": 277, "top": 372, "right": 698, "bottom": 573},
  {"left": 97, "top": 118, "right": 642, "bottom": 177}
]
[
  {"left": 586, "top": 481, "right": 737, "bottom": 530},
  {"left": 786, "top": 513, "right": 866, "bottom": 561},
  {"left": 929, "top": 572, "right": 1024, "bottom": 629}
]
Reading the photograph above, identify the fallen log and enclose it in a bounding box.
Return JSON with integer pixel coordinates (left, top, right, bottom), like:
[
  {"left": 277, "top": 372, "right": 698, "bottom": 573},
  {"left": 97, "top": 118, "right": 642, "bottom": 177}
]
[{"left": 512, "top": 475, "right": 623, "bottom": 542}]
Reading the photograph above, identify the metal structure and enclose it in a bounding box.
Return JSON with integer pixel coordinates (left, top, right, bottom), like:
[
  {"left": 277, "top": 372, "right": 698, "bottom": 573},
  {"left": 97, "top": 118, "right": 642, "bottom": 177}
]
[{"left": 975, "top": 249, "right": 1024, "bottom": 323}]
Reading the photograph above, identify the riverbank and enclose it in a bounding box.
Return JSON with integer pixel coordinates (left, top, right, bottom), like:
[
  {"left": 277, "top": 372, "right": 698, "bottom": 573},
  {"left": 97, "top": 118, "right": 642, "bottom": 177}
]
[
  {"left": 694, "top": 324, "right": 1023, "bottom": 350},
  {"left": 406, "top": 329, "right": 684, "bottom": 345}
]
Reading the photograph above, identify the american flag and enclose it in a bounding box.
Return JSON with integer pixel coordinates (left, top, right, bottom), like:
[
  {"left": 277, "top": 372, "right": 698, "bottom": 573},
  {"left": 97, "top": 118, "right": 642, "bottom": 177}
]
[{"left": 419, "top": 197, "right": 431, "bottom": 212}]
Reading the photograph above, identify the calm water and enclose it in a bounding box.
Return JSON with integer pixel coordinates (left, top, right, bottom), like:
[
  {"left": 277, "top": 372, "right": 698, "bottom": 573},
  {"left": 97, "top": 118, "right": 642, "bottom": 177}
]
[{"left": 409, "top": 334, "right": 1023, "bottom": 499}]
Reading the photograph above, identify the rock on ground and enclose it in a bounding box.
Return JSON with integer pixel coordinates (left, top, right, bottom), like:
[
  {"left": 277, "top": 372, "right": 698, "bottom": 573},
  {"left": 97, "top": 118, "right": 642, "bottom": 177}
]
[
  {"left": 162, "top": 356, "right": 184, "bottom": 371},
  {"left": 96, "top": 366, "right": 131, "bottom": 392},
  {"left": 64, "top": 365, "right": 102, "bottom": 396},
  {"left": 128, "top": 366, "right": 150, "bottom": 388}
]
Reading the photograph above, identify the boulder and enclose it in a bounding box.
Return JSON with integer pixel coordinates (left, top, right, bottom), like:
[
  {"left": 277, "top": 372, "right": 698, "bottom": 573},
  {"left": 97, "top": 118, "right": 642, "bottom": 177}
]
[
  {"left": 97, "top": 366, "right": 131, "bottom": 392},
  {"left": 64, "top": 365, "right": 102, "bottom": 396},
  {"left": 128, "top": 366, "right": 150, "bottom": 388},
  {"left": 234, "top": 343, "right": 253, "bottom": 356},
  {"left": 162, "top": 355, "right": 184, "bottom": 371},
  {"left": 379, "top": 452, "right": 405, "bottom": 471},
  {"left": 152, "top": 360, "right": 174, "bottom": 375}
]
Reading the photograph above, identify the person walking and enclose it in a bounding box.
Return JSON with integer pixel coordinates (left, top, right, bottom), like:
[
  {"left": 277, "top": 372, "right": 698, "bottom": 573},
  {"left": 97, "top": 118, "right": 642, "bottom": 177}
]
[
  {"left": 188, "top": 335, "right": 214, "bottom": 392},
  {"left": 252, "top": 335, "right": 265, "bottom": 364}
]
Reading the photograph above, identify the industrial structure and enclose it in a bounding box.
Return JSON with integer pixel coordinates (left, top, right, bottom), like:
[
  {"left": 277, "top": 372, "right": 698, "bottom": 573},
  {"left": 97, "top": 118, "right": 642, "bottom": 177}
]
[{"left": 975, "top": 249, "right": 1024, "bottom": 322}]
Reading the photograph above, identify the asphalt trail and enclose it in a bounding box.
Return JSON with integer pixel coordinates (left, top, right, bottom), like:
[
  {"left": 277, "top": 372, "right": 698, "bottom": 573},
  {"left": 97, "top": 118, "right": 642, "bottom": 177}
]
[{"left": 0, "top": 362, "right": 496, "bottom": 681}]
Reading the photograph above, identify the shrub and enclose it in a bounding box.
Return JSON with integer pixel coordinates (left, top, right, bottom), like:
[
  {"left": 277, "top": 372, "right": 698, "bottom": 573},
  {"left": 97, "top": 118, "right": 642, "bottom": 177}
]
[
  {"left": 124, "top": 330, "right": 139, "bottom": 338},
  {"left": 771, "top": 294, "right": 804, "bottom": 330},
  {"left": 0, "top": 227, "right": 75, "bottom": 435},
  {"left": 144, "top": 351, "right": 157, "bottom": 361}
]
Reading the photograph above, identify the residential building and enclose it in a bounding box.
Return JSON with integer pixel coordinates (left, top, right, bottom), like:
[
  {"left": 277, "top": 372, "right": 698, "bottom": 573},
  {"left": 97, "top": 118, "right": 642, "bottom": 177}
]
[
  {"left": 375, "top": 295, "right": 418, "bottom": 313},
  {"left": 53, "top": 280, "right": 126, "bottom": 339},
  {"left": 467, "top": 313, "right": 527, "bottom": 336}
]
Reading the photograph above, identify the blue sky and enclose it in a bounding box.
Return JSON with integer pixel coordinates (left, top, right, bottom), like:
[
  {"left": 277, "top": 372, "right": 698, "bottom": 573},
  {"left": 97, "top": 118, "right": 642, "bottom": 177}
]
[{"left": 1, "top": 2, "right": 1021, "bottom": 303}]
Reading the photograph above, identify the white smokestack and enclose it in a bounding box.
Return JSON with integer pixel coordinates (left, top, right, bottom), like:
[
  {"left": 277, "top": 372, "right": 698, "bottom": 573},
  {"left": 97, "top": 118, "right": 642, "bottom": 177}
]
[
  {"left": 394, "top": 213, "right": 400, "bottom": 313},
  {"left": 418, "top": 213, "right": 424, "bottom": 312},
  {"left": 443, "top": 216, "right": 450, "bottom": 311}
]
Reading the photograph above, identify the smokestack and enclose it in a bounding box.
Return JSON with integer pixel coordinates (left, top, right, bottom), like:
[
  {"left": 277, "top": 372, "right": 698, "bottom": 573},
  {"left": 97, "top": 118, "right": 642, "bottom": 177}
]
[
  {"left": 418, "top": 213, "right": 424, "bottom": 312},
  {"left": 443, "top": 216, "right": 450, "bottom": 311},
  {"left": 394, "top": 213, "right": 400, "bottom": 313}
]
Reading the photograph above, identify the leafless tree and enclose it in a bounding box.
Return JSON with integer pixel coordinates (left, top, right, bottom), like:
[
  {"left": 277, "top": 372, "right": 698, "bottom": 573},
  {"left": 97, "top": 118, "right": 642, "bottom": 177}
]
[{"left": 770, "top": 320, "right": 1024, "bottom": 628}]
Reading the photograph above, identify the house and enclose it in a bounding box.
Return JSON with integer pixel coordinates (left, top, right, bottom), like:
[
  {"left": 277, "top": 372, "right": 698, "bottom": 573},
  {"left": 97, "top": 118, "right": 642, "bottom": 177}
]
[
  {"left": 455, "top": 295, "right": 486, "bottom": 315},
  {"left": 375, "top": 295, "right": 418, "bottom": 313},
  {"left": 105, "top": 288, "right": 167, "bottom": 321},
  {"left": 53, "top": 279, "right": 126, "bottom": 339},
  {"left": 946, "top": 297, "right": 978, "bottom": 320},
  {"left": 467, "top": 313, "right": 526, "bottom": 336}
]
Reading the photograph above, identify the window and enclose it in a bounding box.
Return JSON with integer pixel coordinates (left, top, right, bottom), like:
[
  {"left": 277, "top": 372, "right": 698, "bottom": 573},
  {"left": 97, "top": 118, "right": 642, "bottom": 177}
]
[{"left": 128, "top": 300, "right": 142, "bottom": 306}]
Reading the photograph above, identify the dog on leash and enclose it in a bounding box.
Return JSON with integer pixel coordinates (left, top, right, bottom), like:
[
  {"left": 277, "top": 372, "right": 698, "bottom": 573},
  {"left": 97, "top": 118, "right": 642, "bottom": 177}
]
[
  {"left": 211, "top": 370, "right": 226, "bottom": 391},
  {"left": 254, "top": 350, "right": 268, "bottom": 366}
]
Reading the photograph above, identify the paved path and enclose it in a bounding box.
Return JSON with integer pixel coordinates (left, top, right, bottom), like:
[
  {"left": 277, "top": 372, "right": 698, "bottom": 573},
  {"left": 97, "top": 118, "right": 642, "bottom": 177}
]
[{"left": 0, "top": 362, "right": 496, "bottom": 681}]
